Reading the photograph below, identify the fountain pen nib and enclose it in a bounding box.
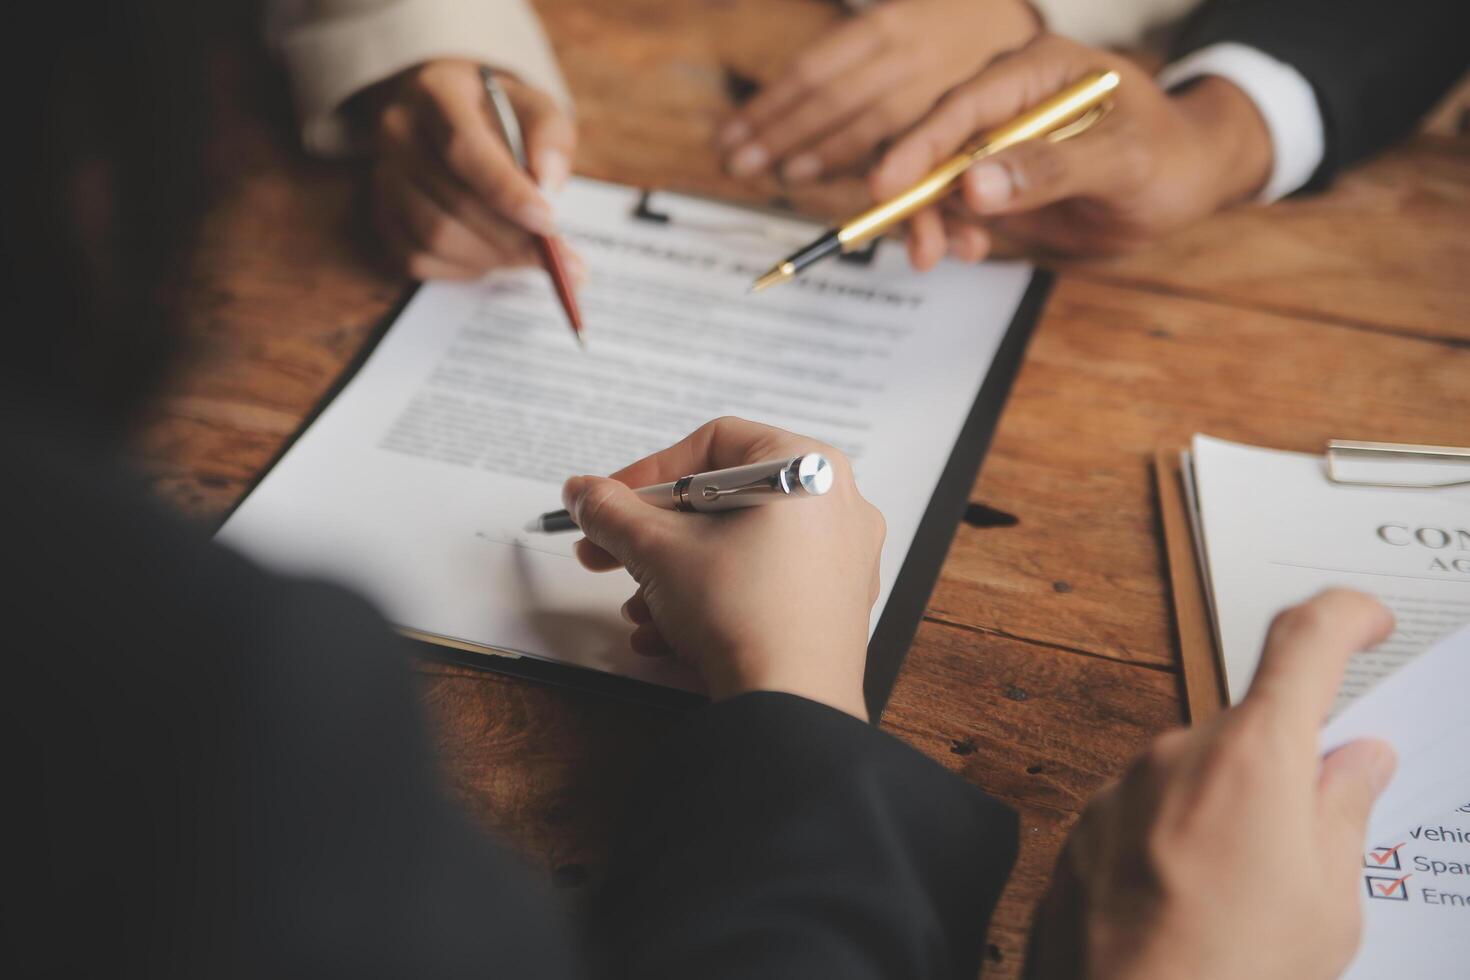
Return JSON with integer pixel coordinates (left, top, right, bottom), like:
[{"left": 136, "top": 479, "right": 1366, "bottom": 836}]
[{"left": 751, "top": 261, "right": 796, "bottom": 294}]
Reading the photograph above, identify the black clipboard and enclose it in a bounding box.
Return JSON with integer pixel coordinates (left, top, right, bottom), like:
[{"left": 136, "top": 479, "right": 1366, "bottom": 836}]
[{"left": 220, "top": 246, "right": 1053, "bottom": 723}]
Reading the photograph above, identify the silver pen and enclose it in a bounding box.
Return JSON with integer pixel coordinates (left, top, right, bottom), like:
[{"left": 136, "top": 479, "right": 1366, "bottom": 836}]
[{"left": 526, "top": 454, "right": 834, "bottom": 533}]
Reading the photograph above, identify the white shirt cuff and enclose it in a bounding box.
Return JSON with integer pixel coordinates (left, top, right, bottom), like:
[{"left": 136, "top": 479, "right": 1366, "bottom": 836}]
[{"left": 1157, "top": 42, "right": 1326, "bottom": 203}]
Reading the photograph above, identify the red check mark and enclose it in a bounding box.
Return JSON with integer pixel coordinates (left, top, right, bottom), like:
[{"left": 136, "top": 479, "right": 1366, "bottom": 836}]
[
  {"left": 1373, "top": 874, "right": 1412, "bottom": 897},
  {"left": 1368, "top": 843, "right": 1406, "bottom": 866}
]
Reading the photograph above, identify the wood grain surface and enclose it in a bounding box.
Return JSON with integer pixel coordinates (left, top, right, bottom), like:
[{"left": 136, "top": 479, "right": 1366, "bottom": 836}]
[{"left": 136, "top": 4, "right": 1470, "bottom": 977}]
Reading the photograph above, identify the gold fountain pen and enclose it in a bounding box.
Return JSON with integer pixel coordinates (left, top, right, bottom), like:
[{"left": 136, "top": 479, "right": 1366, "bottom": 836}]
[{"left": 751, "top": 69, "right": 1121, "bottom": 292}]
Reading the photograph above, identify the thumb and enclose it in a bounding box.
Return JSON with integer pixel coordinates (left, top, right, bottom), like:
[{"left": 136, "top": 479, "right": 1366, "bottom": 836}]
[
  {"left": 959, "top": 130, "right": 1138, "bottom": 217},
  {"left": 1318, "top": 738, "right": 1396, "bottom": 848},
  {"left": 562, "top": 476, "right": 674, "bottom": 573},
  {"left": 512, "top": 83, "right": 576, "bottom": 194},
  {"left": 868, "top": 34, "right": 1091, "bottom": 201}
]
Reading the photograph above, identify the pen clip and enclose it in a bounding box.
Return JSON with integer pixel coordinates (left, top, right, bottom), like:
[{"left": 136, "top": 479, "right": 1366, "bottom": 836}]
[
  {"left": 1045, "top": 102, "right": 1111, "bottom": 144},
  {"left": 700, "top": 477, "right": 779, "bottom": 501}
]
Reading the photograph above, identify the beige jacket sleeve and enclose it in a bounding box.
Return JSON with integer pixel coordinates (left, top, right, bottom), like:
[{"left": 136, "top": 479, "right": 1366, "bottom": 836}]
[{"left": 268, "top": 0, "right": 571, "bottom": 156}]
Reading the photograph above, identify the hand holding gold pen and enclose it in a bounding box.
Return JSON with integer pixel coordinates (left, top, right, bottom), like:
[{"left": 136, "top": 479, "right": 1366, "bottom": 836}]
[{"left": 751, "top": 68, "right": 1120, "bottom": 291}]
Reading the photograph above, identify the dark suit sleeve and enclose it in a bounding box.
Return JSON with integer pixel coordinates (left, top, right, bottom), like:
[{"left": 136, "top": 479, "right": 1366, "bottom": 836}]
[
  {"left": 1172, "top": 0, "right": 1469, "bottom": 189},
  {"left": 7, "top": 419, "right": 1016, "bottom": 980},
  {"left": 591, "top": 693, "right": 1018, "bottom": 980},
  {"left": 6, "top": 424, "right": 583, "bottom": 980}
]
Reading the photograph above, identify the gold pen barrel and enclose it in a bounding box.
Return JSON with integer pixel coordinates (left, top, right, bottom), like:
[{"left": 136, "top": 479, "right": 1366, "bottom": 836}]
[
  {"left": 836, "top": 69, "right": 1120, "bottom": 250},
  {"left": 837, "top": 154, "right": 977, "bottom": 250}
]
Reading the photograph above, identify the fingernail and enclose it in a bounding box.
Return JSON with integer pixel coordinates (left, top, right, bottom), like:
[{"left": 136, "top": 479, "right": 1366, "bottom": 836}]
[
  {"left": 536, "top": 148, "right": 570, "bottom": 194},
  {"left": 1370, "top": 742, "right": 1397, "bottom": 794},
  {"left": 718, "top": 119, "right": 750, "bottom": 149},
  {"left": 517, "top": 200, "right": 557, "bottom": 236},
  {"left": 727, "top": 143, "right": 769, "bottom": 178},
  {"left": 781, "top": 153, "right": 822, "bottom": 183},
  {"left": 562, "top": 476, "right": 590, "bottom": 515},
  {"left": 968, "top": 163, "right": 1014, "bottom": 211},
  {"left": 619, "top": 599, "right": 637, "bottom": 626}
]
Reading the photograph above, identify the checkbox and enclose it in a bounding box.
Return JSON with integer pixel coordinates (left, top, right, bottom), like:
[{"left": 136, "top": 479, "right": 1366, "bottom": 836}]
[
  {"left": 1364, "top": 843, "right": 1404, "bottom": 871},
  {"left": 1365, "top": 874, "right": 1412, "bottom": 901}
]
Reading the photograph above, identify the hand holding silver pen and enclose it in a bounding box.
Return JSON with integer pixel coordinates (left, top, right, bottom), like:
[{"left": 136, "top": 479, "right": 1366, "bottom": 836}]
[
  {"left": 528, "top": 454, "right": 834, "bottom": 533},
  {"left": 554, "top": 418, "right": 883, "bottom": 719}
]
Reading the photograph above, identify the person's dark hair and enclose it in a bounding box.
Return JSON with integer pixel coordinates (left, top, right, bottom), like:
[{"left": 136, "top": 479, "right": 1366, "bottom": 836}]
[{"left": 0, "top": 1, "right": 215, "bottom": 434}]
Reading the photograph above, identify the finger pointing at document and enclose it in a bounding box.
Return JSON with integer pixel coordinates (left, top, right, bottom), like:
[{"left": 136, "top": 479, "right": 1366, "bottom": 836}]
[{"left": 1027, "top": 589, "right": 1397, "bottom": 980}]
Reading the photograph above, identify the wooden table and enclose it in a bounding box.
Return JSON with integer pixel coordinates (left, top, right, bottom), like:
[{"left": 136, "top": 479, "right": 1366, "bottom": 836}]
[{"left": 139, "top": 3, "right": 1470, "bottom": 975}]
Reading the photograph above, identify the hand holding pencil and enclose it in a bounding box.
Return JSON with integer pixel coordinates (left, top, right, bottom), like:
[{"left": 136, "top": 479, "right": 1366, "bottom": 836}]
[
  {"left": 481, "top": 67, "right": 586, "bottom": 346},
  {"left": 365, "top": 59, "right": 588, "bottom": 306}
]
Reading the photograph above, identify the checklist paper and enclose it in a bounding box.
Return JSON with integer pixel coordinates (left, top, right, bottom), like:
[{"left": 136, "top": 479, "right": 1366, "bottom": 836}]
[
  {"left": 1321, "top": 626, "right": 1470, "bottom": 978},
  {"left": 1186, "top": 436, "right": 1470, "bottom": 976},
  {"left": 217, "top": 178, "right": 1033, "bottom": 691},
  {"left": 1348, "top": 807, "right": 1470, "bottom": 980}
]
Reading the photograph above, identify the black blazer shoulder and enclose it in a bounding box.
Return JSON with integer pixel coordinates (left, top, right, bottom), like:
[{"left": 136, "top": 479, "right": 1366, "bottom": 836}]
[{"left": 1173, "top": 0, "right": 1469, "bottom": 190}]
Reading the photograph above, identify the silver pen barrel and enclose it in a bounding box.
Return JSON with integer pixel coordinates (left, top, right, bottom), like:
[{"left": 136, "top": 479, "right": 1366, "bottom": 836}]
[
  {"left": 657, "top": 453, "right": 832, "bottom": 513},
  {"left": 528, "top": 453, "right": 833, "bottom": 532}
]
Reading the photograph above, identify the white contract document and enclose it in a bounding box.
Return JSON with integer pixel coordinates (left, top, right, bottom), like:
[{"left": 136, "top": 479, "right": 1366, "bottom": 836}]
[
  {"left": 1188, "top": 434, "right": 1470, "bottom": 710},
  {"left": 218, "top": 179, "right": 1034, "bottom": 691}
]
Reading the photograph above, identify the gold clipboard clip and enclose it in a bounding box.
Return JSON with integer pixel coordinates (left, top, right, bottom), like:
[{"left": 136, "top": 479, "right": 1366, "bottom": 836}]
[{"left": 1325, "top": 440, "right": 1470, "bottom": 489}]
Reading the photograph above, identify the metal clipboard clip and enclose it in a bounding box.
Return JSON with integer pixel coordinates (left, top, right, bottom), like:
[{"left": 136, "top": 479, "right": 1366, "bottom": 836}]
[
  {"left": 631, "top": 190, "right": 883, "bottom": 267},
  {"left": 1325, "top": 440, "right": 1470, "bottom": 489}
]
